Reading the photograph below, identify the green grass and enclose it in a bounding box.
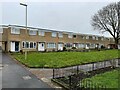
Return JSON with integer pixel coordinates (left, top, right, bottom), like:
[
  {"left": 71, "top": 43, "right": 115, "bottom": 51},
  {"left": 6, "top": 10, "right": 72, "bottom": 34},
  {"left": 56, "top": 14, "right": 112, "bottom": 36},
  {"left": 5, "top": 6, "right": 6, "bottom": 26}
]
[
  {"left": 81, "top": 69, "right": 119, "bottom": 88},
  {"left": 12, "top": 49, "right": 119, "bottom": 68}
]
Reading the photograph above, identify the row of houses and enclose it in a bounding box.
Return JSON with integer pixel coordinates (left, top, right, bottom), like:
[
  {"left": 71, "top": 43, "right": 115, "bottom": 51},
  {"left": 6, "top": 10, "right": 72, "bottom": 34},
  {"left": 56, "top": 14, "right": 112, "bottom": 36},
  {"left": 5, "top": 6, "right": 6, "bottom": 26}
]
[{"left": 0, "top": 25, "right": 115, "bottom": 52}]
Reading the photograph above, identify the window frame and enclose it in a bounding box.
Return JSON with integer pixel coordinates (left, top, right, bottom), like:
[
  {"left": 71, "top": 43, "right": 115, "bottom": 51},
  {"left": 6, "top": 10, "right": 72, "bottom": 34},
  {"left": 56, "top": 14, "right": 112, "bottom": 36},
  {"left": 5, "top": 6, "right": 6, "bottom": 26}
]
[
  {"left": 0, "top": 28, "right": 3, "bottom": 33},
  {"left": 58, "top": 32, "right": 63, "bottom": 38},
  {"left": 68, "top": 33, "right": 73, "bottom": 38},
  {"left": 29, "top": 29, "right": 37, "bottom": 35},
  {"left": 47, "top": 43, "right": 56, "bottom": 48},
  {"left": 11, "top": 27, "right": 20, "bottom": 34},
  {"left": 38, "top": 30, "right": 45, "bottom": 36},
  {"left": 22, "top": 41, "right": 36, "bottom": 48},
  {"left": 52, "top": 32, "right": 57, "bottom": 37}
]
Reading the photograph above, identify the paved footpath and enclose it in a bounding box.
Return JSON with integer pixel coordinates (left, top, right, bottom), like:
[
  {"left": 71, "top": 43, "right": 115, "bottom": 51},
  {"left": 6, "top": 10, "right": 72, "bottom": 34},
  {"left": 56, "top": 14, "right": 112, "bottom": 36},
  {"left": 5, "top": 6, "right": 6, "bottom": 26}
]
[{"left": 1, "top": 53, "right": 54, "bottom": 89}]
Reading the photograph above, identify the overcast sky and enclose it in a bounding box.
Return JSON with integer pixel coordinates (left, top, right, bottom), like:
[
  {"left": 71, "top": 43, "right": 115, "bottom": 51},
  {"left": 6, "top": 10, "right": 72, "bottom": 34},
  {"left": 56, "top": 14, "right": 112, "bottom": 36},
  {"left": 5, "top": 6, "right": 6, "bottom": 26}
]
[{"left": 1, "top": 0, "right": 119, "bottom": 37}]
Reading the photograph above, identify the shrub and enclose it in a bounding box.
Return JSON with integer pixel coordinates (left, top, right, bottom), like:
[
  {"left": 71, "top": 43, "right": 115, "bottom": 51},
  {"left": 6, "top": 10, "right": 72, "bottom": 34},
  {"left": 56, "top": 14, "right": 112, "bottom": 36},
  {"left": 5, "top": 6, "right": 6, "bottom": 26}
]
[
  {"left": 101, "top": 45, "right": 105, "bottom": 49},
  {"left": 63, "top": 47, "right": 67, "bottom": 51},
  {"left": 72, "top": 47, "right": 76, "bottom": 49}
]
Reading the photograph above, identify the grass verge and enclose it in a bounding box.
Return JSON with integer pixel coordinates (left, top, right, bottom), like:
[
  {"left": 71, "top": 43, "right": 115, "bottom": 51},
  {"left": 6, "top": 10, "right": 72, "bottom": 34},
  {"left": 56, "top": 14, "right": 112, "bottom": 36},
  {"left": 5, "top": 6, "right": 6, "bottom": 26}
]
[{"left": 11, "top": 49, "right": 119, "bottom": 68}]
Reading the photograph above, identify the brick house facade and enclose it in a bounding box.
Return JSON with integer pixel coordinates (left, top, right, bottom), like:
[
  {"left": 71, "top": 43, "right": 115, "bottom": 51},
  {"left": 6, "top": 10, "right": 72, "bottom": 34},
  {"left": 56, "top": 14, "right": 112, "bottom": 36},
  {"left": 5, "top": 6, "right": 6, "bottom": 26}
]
[{"left": 0, "top": 25, "right": 115, "bottom": 52}]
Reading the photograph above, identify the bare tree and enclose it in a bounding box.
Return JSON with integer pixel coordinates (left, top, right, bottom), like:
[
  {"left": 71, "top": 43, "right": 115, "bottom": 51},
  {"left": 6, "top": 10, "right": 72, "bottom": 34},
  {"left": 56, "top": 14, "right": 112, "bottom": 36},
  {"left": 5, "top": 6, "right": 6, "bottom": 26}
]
[{"left": 91, "top": 2, "right": 120, "bottom": 46}]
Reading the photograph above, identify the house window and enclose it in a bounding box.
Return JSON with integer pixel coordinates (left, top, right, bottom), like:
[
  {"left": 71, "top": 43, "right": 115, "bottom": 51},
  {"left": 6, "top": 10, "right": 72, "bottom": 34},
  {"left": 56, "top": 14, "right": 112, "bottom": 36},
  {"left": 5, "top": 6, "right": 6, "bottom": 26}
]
[
  {"left": 86, "top": 43, "right": 90, "bottom": 47},
  {"left": 81, "top": 36, "right": 85, "bottom": 39},
  {"left": 78, "top": 43, "right": 85, "bottom": 48},
  {"left": 91, "top": 44, "right": 95, "bottom": 48},
  {"left": 47, "top": 43, "right": 56, "bottom": 48},
  {"left": 0, "top": 28, "right": 3, "bottom": 33},
  {"left": 30, "top": 42, "right": 33, "bottom": 48},
  {"left": 101, "top": 37, "right": 104, "bottom": 41},
  {"left": 92, "top": 36, "right": 95, "bottom": 40},
  {"left": 58, "top": 32, "right": 63, "bottom": 38},
  {"left": 68, "top": 33, "right": 72, "bottom": 38},
  {"left": 52, "top": 32, "right": 57, "bottom": 37},
  {"left": 11, "top": 27, "right": 20, "bottom": 34},
  {"left": 34, "top": 42, "right": 36, "bottom": 48},
  {"left": 73, "top": 35, "right": 77, "bottom": 38},
  {"left": 26, "top": 42, "right": 29, "bottom": 48},
  {"left": 65, "top": 43, "right": 72, "bottom": 47},
  {"left": 38, "top": 31, "right": 45, "bottom": 36},
  {"left": 29, "top": 30, "right": 37, "bottom": 35},
  {"left": 22, "top": 41, "right": 36, "bottom": 48},
  {"left": 96, "top": 37, "right": 98, "bottom": 40},
  {"left": 22, "top": 42, "right": 25, "bottom": 48},
  {"left": 86, "top": 36, "right": 89, "bottom": 39}
]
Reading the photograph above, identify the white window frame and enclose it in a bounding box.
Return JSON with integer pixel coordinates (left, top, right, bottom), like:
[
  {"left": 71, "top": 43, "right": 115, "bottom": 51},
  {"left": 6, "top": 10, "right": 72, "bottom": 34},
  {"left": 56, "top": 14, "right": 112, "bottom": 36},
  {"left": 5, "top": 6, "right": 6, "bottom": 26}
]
[
  {"left": 65, "top": 43, "right": 73, "bottom": 47},
  {"left": 52, "top": 32, "right": 57, "bottom": 37},
  {"left": 101, "top": 37, "right": 104, "bottom": 41},
  {"left": 11, "top": 27, "right": 20, "bottom": 34},
  {"left": 22, "top": 41, "right": 36, "bottom": 48},
  {"left": 29, "top": 29, "right": 37, "bottom": 35},
  {"left": 78, "top": 43, "right": 85, "bottom": 48},
  {"left": 91, "top": 43, "right": 95, "bottom": 48},
  {"left": 96, "top": 36, "right": 98, "bottom": 40},
  {"left": 81, "top": 36, "right": 85, "bottom": 39},
  {"left": 58, "top": 32, "right": 63, "bottom": 38},
  {"left": 38, "top": 30, "right": 45, "bottom": 36},
  {"left": 68, "top": 33, "right": 73, "bottom": 38},
  {"left": 86, "top": 36, "right": 89, "bottom": 39},
  {"left": 0, "top": 28, "right": 3, "bottom": 33},
  {"left": 92, "top": 36, "right": 95, "bottom": 40},
  {"left": 47, "top": 43, "right": 56, "bottom": 48},
  {"left": 30, "top": 42, "right": 34, "bottom": 48}
]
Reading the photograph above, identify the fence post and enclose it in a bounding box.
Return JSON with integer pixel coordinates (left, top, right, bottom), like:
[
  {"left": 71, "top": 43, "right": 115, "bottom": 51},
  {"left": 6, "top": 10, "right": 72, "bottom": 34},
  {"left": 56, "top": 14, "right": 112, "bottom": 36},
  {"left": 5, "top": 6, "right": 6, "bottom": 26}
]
[
  {"left": 92, "top": 63, "right": 94, "bottom": 71},
  {"left": 77, "top": 66, "right": 79, "bottom": 75},
  {"left": 69, "top": 76, "right": 72, "bottom": 90},
  {"left": 104, "top": 61, "right": 106, "bottom": 68},
  {"left": 53, "top": 68, "right": 55, "bottom": 79}
]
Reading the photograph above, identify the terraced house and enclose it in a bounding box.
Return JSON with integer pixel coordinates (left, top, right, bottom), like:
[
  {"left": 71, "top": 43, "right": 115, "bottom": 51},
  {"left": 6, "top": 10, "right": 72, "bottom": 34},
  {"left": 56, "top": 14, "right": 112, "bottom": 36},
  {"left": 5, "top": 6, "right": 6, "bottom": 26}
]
[{"left": 0, "top": 25, "right": 115, "bottom": 52}]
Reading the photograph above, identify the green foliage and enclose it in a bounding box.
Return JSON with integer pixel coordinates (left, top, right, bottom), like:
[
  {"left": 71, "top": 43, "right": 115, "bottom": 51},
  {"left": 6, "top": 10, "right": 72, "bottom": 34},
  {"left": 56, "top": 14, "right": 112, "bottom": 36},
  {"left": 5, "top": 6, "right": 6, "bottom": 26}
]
[
  {"left": 12, "top": 50, "right": 119, "bottom": 68},
  {"left": 81, "top": 69, "right": 119, "bottom": 88}
]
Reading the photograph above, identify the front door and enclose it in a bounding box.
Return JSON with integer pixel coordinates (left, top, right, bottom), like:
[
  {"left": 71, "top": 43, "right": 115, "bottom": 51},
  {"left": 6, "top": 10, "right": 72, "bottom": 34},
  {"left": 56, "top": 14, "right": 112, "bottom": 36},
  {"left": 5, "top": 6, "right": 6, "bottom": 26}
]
[
  {"left": 38, "top": 42, "right": 45, "bottom": 51},
  {"left": 58, "top": 43, "right": 63, "bottom": 51},
  {"left": 11, "top": 41, "right": 19, "bottom": 52}
]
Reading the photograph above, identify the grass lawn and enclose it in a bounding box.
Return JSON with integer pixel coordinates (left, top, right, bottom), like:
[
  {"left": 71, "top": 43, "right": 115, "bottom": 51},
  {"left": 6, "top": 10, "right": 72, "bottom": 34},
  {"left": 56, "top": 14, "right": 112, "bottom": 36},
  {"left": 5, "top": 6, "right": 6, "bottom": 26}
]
[
  {"left": 12, "top": 49, "right": 119, "bottom": 68},
  {"left": 81, "top": 69, "right": 119, "bottom": 88}
]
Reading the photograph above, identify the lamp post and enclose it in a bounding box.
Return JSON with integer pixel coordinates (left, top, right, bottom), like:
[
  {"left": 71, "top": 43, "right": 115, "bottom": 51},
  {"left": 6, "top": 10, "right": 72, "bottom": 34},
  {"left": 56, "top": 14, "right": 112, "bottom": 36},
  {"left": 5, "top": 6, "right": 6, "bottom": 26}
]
[{"left": 20, "top": 3, "right": 27, "bottom": 60}]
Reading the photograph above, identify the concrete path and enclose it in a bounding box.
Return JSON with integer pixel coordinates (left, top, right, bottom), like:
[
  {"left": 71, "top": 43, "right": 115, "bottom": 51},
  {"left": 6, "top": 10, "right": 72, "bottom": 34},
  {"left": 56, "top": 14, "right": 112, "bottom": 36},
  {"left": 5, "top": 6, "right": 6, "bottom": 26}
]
[{"left": 1, "top": 53, "right": 53, "bottom": 89}]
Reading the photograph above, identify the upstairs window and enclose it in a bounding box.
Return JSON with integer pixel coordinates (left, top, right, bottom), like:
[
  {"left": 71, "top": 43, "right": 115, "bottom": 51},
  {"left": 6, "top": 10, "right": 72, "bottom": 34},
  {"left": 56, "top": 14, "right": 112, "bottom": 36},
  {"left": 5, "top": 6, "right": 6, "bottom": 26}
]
[
  {"left": 0, "top": 28, "right": 3, "bottom": 33},
  {"left": 11, "top": 27, "right": 20, "bottom": 34},
  {"left": 68, "top": 33, "right": 72, "bottom": 38},
  {"left": 29, "top": 30, "right": 37, "bottom": 35},
  {"left": 92, "top": 36, "right": 95, "bottom": 40},
  {"left": 96, "top": 37, "right": 98, "bottom": 40},
  {"left": 81, "top": 36, "right": 85, "bottom": 39},
  {"left": 38, "top": 31, "right": 45, "bottom": 36},
  {"left": 101, "top": 37, "right": 104, "bottom": 41},
  {"left": 58, "top": 32, "right": 63, "bottom": 38},
  {"left": 86, "top": 36, "right": 89, "bottom": 39},
  {"left": 52, "top": 32, "right": 57, "bottom": 37}
]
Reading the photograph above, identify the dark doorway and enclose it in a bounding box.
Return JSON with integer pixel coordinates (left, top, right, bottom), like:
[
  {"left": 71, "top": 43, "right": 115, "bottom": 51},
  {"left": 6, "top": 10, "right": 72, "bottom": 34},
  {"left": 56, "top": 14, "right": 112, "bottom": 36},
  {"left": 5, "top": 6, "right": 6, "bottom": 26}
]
[
  {"left": 5, "top": 42, "right": 7, "bottom": 52},
  {"left": 15, "top": 42, "right": 19, "bottom": 51}
]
